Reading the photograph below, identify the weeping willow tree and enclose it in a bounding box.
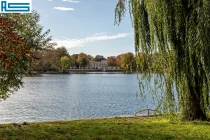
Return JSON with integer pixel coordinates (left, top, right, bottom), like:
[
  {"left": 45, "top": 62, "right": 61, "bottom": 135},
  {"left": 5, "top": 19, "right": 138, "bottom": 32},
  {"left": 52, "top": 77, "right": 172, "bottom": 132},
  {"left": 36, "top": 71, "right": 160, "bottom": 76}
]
[{"left": 115, "top": 0, "right": 210, "bottom": 121}]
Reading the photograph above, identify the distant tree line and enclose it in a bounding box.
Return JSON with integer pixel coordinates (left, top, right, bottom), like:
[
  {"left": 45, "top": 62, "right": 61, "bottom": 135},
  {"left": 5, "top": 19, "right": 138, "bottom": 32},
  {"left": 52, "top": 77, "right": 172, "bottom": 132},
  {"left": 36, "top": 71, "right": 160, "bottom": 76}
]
[
  {"left": 34, "top": 48, "right": 159, "bottom": 72},
  {"left": 34, "top": 49, "right": 92, "bottom": 72}
]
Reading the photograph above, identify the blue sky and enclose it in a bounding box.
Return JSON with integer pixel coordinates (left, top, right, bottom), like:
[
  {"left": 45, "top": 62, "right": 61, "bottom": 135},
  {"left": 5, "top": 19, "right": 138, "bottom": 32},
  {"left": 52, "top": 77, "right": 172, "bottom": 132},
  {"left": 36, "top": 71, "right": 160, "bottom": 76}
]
[{"left": 33, "top": 0, "right": 134, "bottom": 57}]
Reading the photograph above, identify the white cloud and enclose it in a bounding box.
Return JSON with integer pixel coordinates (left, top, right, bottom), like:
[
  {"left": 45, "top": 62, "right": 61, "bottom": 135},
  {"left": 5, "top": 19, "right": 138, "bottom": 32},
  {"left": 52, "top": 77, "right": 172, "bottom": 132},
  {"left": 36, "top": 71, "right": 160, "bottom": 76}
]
[
  {"left": 48, "top": 0, "right": 52, "bottom": 1},
  {"left": 53, "top": 33, "right": 129, "bottom": 48},
  {"left": 93, "top": 32, "right": 107, "bottom": 36},
  {"left": 62, "top": 0, "right": 80, "bottom": 3},
  {"left": 53, "top": 7, "right": 75, "bottom": 11}
]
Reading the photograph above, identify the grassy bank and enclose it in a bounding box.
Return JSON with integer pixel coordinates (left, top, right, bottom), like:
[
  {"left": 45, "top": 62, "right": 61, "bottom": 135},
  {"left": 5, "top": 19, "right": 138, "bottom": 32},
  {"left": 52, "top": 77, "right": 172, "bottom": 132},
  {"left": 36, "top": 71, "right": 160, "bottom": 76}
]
[{"left": 0, "top": 116, "right": 210, "bottom": 140}]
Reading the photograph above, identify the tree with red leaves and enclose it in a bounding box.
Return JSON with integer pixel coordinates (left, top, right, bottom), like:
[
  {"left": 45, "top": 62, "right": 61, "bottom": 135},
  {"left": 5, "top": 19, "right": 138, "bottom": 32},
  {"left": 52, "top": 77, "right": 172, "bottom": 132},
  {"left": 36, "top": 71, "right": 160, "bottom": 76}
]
[
  {"left": 0, "top": 17, "right": 32, "bottom": 99},
  {"left": 0, "top": 11, "right": 52, "bottom": 99}
]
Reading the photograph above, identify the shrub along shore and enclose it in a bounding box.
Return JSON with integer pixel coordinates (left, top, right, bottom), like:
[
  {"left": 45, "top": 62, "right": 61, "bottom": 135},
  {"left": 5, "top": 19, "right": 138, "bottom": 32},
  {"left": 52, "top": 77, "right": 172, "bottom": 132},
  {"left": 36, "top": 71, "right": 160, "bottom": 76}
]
[{"left": 0, "top": 116, "right": 210, "bottom": 139}]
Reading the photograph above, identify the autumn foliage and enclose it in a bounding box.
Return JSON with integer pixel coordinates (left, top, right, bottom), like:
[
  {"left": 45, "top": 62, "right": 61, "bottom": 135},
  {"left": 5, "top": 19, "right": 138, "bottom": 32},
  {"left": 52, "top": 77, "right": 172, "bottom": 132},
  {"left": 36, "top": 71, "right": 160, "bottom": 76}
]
[
  {"left": 0, "top": 17, "right": 33, "bottom": 70},
  {"left": 77, "top": 53, "right": 89, "bottom": 68},
  {"left": 0, "top": 17, "right": 34, "bottom": 99}
]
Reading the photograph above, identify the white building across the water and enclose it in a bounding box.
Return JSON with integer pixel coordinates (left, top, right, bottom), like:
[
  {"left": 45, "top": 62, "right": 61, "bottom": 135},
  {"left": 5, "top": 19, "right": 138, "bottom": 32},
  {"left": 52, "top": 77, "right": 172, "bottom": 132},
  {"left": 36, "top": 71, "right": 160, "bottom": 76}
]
[{"left": 87, "top": 60, "right": 108, "bottom": 70}]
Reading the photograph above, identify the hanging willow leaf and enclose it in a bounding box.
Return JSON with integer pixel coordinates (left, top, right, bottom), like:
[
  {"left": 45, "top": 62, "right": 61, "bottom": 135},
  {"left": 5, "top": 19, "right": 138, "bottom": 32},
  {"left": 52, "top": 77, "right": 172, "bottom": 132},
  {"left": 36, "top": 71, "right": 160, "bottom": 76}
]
[{"left": 115, "top": 0, "right": 210, "bottom": 121}]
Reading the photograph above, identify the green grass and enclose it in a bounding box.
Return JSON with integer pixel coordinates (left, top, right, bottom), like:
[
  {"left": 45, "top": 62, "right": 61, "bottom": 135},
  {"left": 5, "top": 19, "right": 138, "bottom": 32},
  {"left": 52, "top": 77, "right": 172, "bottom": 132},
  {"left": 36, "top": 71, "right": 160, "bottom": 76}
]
[{"left": 0, "top": 116, "right": 210, "bottom": 140}]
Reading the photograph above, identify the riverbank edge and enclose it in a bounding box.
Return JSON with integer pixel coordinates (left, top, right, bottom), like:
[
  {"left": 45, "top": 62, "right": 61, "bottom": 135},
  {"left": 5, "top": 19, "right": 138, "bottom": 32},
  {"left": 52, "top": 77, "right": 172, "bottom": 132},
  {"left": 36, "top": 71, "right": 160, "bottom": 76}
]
[
  {"left": 0, "top": 114, "right": 153, "bottom": 125},
  {"left": 36, "top": 69, "right": 125, "bottom": 74},
  {"left": 24, "top": 71, "right": 136, "bottom": 76}
]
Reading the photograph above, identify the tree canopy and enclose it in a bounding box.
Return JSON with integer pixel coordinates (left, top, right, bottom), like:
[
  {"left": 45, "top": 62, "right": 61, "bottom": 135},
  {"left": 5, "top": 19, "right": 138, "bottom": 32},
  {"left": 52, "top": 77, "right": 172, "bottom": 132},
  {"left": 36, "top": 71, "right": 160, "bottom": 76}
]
[
  {"left": 107, "top": 56, "right": 117, "bottom": 67},
  {"left": 77, "top": 53, "right": 90, "bottom": 68},
  {"left": 115, "top": 0, "right": 210, "bottom": 120},
  {"left": 60, "top": 56, "right": 71, "bottom": 73},
  {"left": 120, "top": 52, "right": 136, "bottom": 71},
  {"left": 0, "top": 11, "right": 52, "bottom": 99},
  {"left": 0, "top": 17, "right": 29, "bottom": 99},
  {"left": 35, "top": 46, "right": 70, "bottom": 71}
]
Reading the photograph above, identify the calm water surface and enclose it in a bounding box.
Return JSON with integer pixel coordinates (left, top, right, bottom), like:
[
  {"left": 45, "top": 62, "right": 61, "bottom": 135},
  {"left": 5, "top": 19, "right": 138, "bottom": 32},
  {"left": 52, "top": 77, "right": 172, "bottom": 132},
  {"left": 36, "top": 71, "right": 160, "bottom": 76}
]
[{"left": 0, "top": 73, "right": 156, "bottom": 124}]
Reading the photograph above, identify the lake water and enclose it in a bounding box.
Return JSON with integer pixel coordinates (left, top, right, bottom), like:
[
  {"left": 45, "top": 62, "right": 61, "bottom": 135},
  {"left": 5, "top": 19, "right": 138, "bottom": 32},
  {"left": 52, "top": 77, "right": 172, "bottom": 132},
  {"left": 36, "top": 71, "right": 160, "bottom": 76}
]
[{"left": 0, "top": 73, "right": 156, "bottom": 124}]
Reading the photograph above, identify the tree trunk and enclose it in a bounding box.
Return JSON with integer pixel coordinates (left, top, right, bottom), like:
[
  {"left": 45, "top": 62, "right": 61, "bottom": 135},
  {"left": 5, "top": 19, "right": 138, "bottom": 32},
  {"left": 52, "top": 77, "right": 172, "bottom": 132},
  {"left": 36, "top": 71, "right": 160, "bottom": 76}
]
[{"left": 182, "top": 77, "right": 207, "bottom": 121}]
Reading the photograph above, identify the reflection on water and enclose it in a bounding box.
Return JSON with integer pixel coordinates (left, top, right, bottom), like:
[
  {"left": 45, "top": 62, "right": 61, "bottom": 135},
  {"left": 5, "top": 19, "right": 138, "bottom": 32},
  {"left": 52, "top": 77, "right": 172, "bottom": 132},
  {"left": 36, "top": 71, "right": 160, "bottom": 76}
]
[{"left": 0, "top": 73, "right": 156, "bottom": 124}]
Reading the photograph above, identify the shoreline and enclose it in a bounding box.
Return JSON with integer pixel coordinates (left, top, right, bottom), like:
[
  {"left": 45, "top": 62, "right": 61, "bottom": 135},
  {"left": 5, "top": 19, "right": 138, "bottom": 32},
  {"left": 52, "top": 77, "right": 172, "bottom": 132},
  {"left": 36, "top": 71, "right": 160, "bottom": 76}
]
[
  {"left": 25, "top": 71, "right": 136, "bottom": 76},
  {"left": 0, "top": 114, "right": 155, "bottom": 125}
]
